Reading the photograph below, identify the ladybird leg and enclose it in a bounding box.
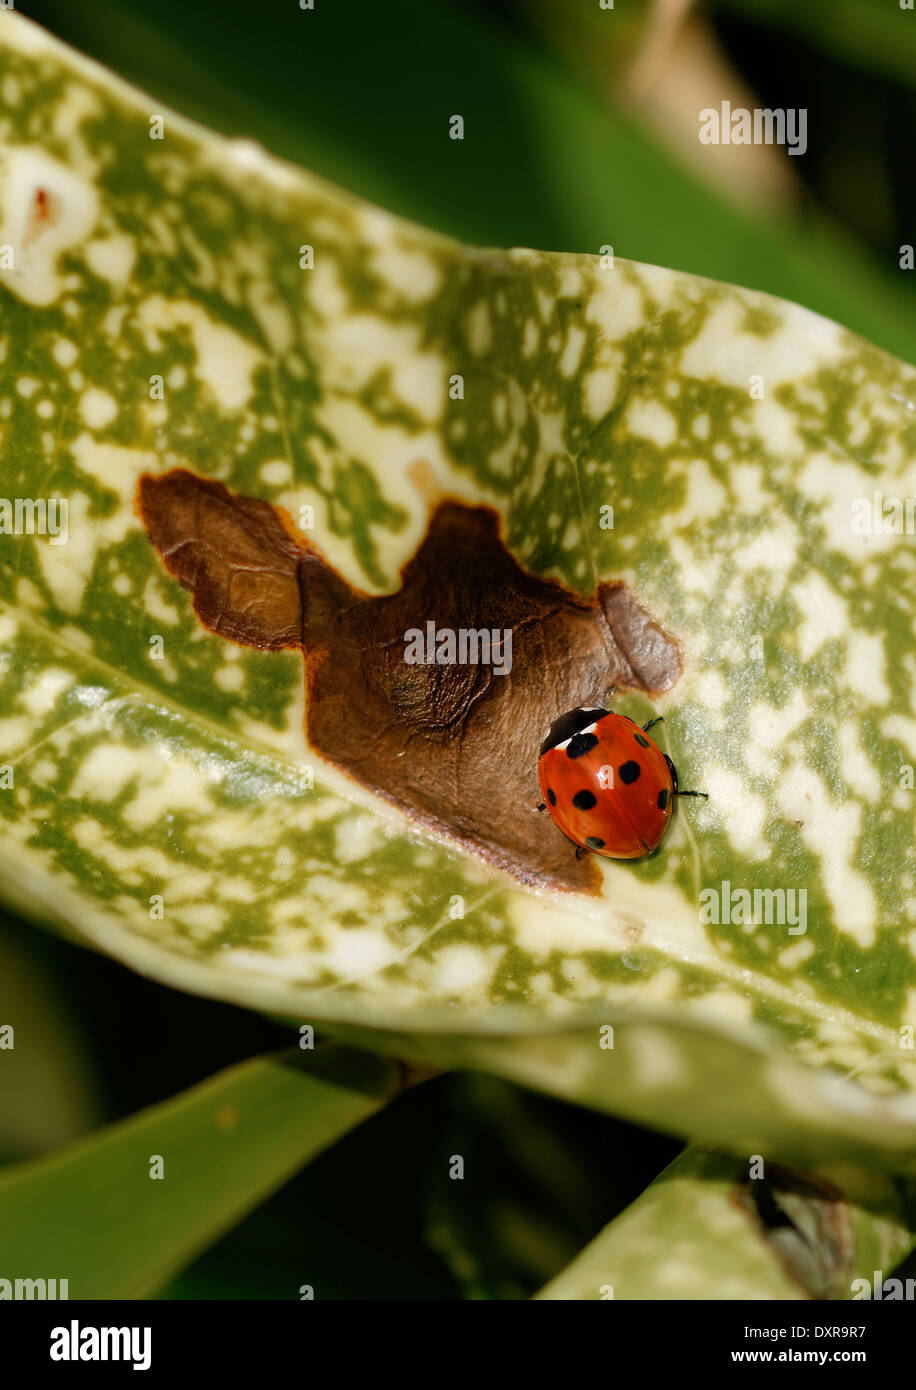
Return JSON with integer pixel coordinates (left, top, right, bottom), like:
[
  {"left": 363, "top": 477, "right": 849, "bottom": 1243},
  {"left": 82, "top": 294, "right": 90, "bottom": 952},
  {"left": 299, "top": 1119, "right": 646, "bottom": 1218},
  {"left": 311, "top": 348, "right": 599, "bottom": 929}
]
[
  {"left": 575, "top": 845, "right": 584, "bottom": 860},
  {"left": 664, "top": 754, "right": 708, "bottom": 798},
  {"left": 537, "top": 802, "right": 546, "bottom": 812},
  {"left": 643, "top": 716, "right": 664, "bottom": 732}
]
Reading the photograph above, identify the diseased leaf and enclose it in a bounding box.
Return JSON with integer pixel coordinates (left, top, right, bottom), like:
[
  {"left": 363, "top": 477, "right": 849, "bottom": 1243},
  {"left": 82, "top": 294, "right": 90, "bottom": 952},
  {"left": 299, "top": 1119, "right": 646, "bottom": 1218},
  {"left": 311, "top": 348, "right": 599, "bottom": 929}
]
[
  {"left": 536, "top": 1147, "right": 916, "bottom": 1300},
  {"left": 733, "top": 1165, "right": 857, "bottom": 1298},
  {"left": 138, "top": 468, "right": 680, "bottom": 891},
  {"left": 2, "top": 14, "right": 916, "bottom": 1170}
]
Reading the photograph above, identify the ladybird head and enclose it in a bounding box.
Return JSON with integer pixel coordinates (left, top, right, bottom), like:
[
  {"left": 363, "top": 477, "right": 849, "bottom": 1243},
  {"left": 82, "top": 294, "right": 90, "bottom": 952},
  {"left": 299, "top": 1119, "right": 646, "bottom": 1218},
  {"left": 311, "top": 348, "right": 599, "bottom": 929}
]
[{"left": 539, "top": 706, "right": 608, "bottom": 757}]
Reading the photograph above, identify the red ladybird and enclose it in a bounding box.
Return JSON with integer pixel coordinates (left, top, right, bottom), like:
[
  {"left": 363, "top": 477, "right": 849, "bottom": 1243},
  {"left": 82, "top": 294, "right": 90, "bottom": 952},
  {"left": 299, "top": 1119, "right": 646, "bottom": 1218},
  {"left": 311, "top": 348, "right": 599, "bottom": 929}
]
[{"left": 537, "top": 706, "right": 707, "bottom": 860}]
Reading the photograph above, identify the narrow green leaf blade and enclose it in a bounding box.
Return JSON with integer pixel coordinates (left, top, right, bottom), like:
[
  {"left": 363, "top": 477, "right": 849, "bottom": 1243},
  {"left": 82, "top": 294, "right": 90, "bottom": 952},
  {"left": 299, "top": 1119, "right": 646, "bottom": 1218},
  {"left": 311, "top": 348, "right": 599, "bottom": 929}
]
[{"left": 0, "top": 1045, "right": 403, "bottom": 1298}]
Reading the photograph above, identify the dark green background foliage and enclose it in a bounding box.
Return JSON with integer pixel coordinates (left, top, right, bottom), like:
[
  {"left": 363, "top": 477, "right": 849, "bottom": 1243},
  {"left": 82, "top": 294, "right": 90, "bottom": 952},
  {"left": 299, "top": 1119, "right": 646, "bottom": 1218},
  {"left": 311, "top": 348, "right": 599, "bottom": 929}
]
[{"left": 21, "top": 0, "right": 916, "bottom": 359}]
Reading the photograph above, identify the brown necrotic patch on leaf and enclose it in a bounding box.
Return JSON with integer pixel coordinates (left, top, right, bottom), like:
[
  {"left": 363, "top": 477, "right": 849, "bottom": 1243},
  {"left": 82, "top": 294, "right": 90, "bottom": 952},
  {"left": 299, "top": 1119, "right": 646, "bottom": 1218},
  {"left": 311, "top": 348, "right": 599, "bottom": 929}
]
[
  {"left": 137, "top": 468, "right": 681, "bottom": 893},
  {"left": 732, "top": 1166, "right": 856, "bottom": 1299}
]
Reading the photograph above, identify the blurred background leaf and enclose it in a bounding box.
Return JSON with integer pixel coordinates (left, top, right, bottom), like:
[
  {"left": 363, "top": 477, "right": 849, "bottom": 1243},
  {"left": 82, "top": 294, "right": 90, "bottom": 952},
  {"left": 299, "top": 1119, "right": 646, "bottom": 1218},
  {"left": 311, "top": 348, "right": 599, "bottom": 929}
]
[
  {"left": 20, "top": 0, "right": 916, "bottom": 360},
  {"left": 0, "top": 1041, "right": 406, "bottom": 1298},
  {"left": 712, "top": 0, "right": 916, "bottom": 87}
]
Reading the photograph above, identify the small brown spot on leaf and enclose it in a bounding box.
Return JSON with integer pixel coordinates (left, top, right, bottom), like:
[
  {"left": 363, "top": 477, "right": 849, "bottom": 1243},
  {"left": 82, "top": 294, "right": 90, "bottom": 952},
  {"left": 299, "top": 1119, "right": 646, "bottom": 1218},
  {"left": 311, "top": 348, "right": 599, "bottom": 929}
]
[
  {"left": 24, "top": 186, "right": 63, "bottom": 246},
  {"left": 213, "top": 1105, "right": 240, "bottom": 1132},
  {"left": 404, "top": 457, "right": 444, "bottom": 507},
  {"left": 137, "top": 469, "right": 682, "bottom": 893}
]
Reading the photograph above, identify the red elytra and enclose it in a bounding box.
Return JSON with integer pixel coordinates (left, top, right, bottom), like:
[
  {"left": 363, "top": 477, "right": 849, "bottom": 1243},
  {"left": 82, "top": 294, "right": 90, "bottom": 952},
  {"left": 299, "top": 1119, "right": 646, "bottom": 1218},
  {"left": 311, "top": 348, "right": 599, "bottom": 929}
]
[{"left": 537, "top": 706, "right": 706, "bottom": 860}]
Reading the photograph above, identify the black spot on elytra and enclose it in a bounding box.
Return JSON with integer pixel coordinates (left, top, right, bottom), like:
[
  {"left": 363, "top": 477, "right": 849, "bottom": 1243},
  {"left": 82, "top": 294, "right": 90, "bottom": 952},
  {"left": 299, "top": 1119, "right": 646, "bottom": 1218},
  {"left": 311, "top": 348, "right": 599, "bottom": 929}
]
[
  {"left": 572, "top": 789, "right": 597, "bottom": 810},
  {"left": 547, "top": 788, "right": 556, "bottom": 806},
  {"left": 619, "top": 760, "right": 641, "bottom": 784},
  {"left": 539, "top": 707, "right": 606, "bottom": 757},
  {"left": 567, "top": 731, "right": 599, "bottom": 759},
  {"left": 657, "top": 788, "right": 670, "bottom": 810},
  {"left": 585, "top": 835, "right": 605, "bottom": 850},
  {"left": 634, "top": 733, "right": 650, "bottom": 748}
]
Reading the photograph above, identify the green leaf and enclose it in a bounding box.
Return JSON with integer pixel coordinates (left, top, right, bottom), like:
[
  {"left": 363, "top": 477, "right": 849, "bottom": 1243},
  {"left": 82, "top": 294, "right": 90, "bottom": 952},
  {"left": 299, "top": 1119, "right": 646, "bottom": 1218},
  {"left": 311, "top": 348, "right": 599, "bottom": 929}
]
[
  {"left": 712, "top": 0, "right": 916, "bottom": 89},
  {"left": 0, "top": 1044, "right": 405, "bottom": 1298},
  {"left": 328, "top": 1018, "right": 916, "bottom": 1177},
  {"left": 19, "top": 0, "right": 916, "bottom": 362},
  {"left": 2, "top": 13, "right": 916, "bottom": 1172},
  {"left": 535, "top": 1146, "right": 916, "bottom": 1300}
]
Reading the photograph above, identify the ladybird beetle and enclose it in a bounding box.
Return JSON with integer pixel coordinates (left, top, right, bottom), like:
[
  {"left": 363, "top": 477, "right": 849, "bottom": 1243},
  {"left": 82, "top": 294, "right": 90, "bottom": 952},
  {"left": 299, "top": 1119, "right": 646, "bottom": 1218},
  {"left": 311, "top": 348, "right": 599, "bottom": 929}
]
[{"left": 537, "top": 707, "right": 707, "bottom": 860}]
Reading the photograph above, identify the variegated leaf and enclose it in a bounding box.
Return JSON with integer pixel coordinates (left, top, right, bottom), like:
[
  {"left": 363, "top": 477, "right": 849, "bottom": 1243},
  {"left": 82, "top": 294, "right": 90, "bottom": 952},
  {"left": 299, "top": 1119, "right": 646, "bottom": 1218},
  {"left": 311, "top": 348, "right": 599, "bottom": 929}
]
[{"left": 2, "top": 13, "right": 916, "bottom": 1169}]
